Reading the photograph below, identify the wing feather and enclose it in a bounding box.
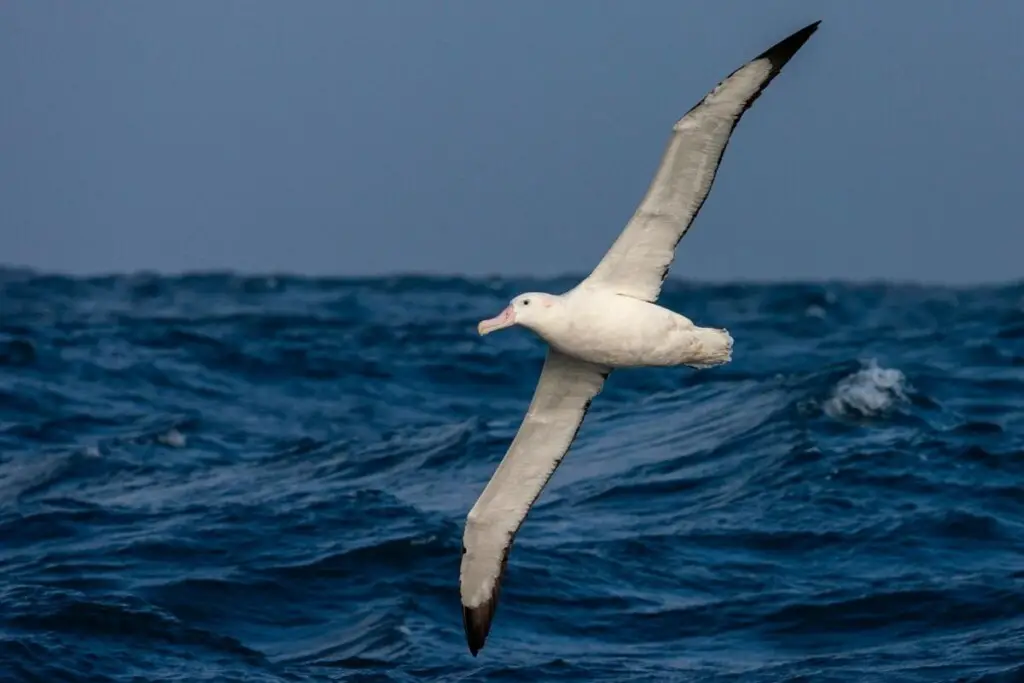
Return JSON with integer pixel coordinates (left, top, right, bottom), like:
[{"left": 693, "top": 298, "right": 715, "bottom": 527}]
[
  {"left": 460, "top": 349, "right": 608, "bottom": 655},
  {"left": 582, "top": 21, "right": 820, "bottom": 302}
]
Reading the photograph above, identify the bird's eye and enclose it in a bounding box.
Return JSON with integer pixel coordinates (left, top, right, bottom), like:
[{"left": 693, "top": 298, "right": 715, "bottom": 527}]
[{"left": 523, "top": 299, "right": 530, "bottom": 306}]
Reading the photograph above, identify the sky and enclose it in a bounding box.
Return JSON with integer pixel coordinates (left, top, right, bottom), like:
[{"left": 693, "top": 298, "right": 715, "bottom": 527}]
[{"left": 0, "top": 0, "right": 1021, "bottom": 284}]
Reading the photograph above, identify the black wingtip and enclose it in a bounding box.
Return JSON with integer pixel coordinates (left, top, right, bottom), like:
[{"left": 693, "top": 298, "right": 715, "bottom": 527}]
[
  {"left": 755, "top": 20, "right": 822, "bottom": 66},
  {"left": 461, "top": 542, "right": 511, "bottom": 656},
  {"left": 462, "top": 602, "right": 494, "bottom": 656}
]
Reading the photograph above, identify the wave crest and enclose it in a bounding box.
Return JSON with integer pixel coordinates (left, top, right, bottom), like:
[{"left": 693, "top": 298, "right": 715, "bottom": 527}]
[{"left": 824, "top": 359, "right": 909, "bottom": 419}]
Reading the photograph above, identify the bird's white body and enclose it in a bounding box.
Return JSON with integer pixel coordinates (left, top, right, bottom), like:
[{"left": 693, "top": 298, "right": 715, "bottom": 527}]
[
  {"left": 519, "top": 288, "right": 732, "bottom": 369},
  {"left": 459, "top": 20, "right": 822, "bottom": 656}
]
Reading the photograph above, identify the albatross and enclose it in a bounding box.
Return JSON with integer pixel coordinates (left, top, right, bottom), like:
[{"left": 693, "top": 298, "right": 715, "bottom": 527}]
[{"left": 460, "top": 20, "right": 821, "bottom": 655}]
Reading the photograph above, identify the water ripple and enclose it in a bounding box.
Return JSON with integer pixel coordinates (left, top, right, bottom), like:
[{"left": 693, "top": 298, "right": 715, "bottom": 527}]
[{"left": 2, "top": 271, "right": 1023, "bottom": 681}]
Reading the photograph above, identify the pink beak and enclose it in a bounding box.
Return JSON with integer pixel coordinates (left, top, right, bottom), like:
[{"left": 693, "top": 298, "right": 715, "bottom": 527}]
[{"left": 478, "top": 305, "right": 516, "bottom": 336}]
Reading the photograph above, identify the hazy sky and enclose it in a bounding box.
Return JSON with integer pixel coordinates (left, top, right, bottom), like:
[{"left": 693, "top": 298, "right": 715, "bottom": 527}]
[{"left": 1, "top": 1, "right": 1021, "bottom": 283}]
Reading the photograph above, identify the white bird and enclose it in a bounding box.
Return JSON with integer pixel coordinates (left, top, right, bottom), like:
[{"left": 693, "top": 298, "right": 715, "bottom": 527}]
[{"left": 460, "top": 20, "right": 821, "bottom": 655}]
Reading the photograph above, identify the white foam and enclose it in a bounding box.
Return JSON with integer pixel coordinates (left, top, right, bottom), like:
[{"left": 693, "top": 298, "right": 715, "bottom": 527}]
[
  {"left": 824, "top": 360, "right": 908, "bottom": 419},
  {"left": 158, "top": 428, "right": 187, "bottom": 448}
]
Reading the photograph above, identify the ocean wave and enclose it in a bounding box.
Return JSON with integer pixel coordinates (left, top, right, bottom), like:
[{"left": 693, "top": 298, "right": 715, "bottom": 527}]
[
  {"left": 2, "top": 272, "right": 1024, "bottom": 681},
  {"left": 823, "top": 359, "right": 909, "bottom": 419}
]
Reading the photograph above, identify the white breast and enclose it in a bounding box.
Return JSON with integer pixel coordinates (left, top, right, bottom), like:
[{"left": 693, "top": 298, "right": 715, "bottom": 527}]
[{"left": 540, "top": 291, "right": 710, "bottom": 368}]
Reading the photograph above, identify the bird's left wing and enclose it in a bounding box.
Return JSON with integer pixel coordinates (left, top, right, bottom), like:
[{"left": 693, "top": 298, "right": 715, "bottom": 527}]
[{"left": 581, "top": 21, "right": 820, "bottom": 302}]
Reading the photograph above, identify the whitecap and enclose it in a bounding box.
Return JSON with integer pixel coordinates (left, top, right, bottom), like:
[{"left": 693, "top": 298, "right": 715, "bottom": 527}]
[
  {"left": 824, "top": 360, "right": 908, "bottom": 419},
  {"left": 157, "top": 429, "right": 187, "bottom": 448}
]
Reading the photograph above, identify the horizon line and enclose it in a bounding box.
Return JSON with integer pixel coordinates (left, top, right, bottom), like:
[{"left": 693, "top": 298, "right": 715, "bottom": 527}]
[{"left": 1, "top": 263, "right": 1020, "bottom": 290}]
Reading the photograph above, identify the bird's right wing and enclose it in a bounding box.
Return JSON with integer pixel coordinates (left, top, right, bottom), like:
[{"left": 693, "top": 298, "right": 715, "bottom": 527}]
[{"left": 460, "top": 348, "right": 608, "bottom": 656}]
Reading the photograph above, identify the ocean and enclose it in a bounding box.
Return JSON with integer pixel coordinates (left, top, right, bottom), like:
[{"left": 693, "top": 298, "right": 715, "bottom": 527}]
[{"left": 1, "top": 270, "right": 1023, "bottom": 682}]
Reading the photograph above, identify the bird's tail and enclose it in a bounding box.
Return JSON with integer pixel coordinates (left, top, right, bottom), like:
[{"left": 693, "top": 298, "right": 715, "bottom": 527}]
[{"left": 685, "top": 327, "right": 733, "bottom": 369}]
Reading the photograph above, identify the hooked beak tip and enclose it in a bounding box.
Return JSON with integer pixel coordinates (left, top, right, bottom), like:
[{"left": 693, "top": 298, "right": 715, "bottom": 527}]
[{"left": 478, "top": 307, "right": 515, "bottom": 336}]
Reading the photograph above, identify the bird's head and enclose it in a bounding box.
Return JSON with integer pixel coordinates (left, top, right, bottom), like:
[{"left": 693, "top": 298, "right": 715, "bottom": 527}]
[{"left": 477, "top": 292, "right": 560, "bottom": 336}]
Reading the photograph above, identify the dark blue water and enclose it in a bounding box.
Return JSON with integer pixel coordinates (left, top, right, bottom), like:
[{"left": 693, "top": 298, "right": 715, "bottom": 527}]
[{"left": 2, "top": 269, "right": 1024, "bottom": 682}]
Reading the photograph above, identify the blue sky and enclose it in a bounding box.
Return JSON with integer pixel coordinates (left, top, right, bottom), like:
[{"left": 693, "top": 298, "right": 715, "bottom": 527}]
[{"left": 1, "top": 1, "right": 1021, "bottom": 283}]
